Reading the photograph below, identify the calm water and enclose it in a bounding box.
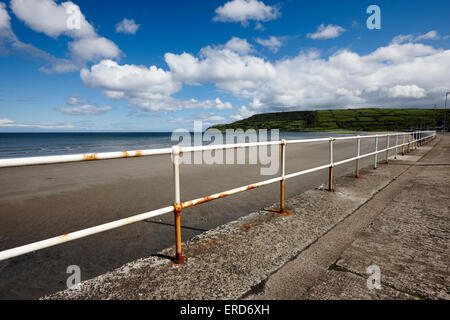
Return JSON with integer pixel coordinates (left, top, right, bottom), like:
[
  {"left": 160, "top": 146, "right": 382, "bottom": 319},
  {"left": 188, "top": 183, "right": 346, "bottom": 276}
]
[{"left": 0, "top": 132, "right": 353, "bottom": 159}]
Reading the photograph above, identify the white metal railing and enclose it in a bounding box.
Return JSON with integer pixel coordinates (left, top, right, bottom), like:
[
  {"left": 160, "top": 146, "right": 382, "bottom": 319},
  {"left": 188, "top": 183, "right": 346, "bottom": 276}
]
[{"left": 0, "top": 130, "right": 436, "bottom": 264}]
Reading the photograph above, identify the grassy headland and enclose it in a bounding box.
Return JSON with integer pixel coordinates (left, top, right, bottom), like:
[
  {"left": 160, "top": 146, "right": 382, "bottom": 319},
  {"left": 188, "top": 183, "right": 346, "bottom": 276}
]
[{"left": 211, "top": 108, "right": 449, "bottom": 132}]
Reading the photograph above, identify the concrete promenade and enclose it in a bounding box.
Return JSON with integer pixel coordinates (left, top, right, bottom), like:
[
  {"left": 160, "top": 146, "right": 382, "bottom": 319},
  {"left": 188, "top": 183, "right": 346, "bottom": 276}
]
[{"left": 45, "top": 135, "right": 448, "bottom": 300}]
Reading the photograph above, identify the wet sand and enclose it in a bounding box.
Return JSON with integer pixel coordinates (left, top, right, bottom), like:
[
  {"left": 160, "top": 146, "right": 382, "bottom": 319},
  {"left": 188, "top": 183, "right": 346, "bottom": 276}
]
[{"left": 0, "top": 136, "right": 389, "bottom": 299}]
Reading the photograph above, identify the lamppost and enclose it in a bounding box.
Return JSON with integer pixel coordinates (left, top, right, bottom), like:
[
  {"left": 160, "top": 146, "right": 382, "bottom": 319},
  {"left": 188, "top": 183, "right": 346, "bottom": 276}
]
[{"left": 445, "top": 92, "right": 449, "bottom": 134}]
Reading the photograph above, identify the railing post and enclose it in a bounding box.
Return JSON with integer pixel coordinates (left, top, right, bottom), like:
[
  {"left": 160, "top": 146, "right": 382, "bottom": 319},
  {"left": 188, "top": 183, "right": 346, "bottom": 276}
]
[
  {"left": 355, "top": 136, "right": 360, "bottom": 178},
  {"left": 415, "top": 132, "right": 418, "bottom": 149},
  {"left": 386, "top": 135, "right": 390, "bottom": 163},
  {"left": 172, "top": 146, "right": 187, "bottom": 265},
  {"left": 416, "top": 132, "right": 420, "bottom": 149},
  {"left": 267, "top": 140, "right": 292, "bottom": 215},
  {"left": 402, "top": 134, "right": 405, "bottom": 156},
  {"left": 328, "top": 137, "right": 334, "bottom": 191},
  {"left": 280, "top": 140, "right": 285, "bottom": 211},
  {"left": 395, "top": 134, "right": 398, "bottom": 159},
  {"left": 374, "top": 135, "right": 378, "bottom": 169},
  {"left": 407, "top": 134, "right": 411, "bottom": 153}
]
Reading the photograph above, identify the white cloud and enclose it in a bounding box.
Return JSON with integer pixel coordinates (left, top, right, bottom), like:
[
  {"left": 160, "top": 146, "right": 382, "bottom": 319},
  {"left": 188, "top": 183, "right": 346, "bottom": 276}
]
[
  {"left": 255, "top": 35, "right": 285, "bottom": 52},
  {"left": 81, "top": 59, "right": 181, "bottom": 97},
  {"left": 391, "top": 30, "right": 447, "bottom": 44},
  {"left": 416, "top": 30, "right": 440, "bottom": 41},
  {"left": 68, "top": 37, "right": 120, "bottom": 62},
  {"left": 229, "top": 44, "right": 449, "bottom": 118},
  {"left": 8, "top": 0, "right": 121, "bottom": 72},
  {"left": 55, "top": 104, "right": 113, "bottom": 115},
  {"left": 307, "top": 24, "right": 346, "bottom": 40},
  {"left": 10, "top": 0, "right": 95, "bottom": 38},
  {"left": 0, "top": 118, "right": 74, "bottom": 129},
  {"left": 0, "top": 2, "right": 10, "bottom": 32},
  {"left": 0, "top": 2, "right": 78, "bottom": 73},
  {"left": 115, "top": 18, "right": 140, "bottom": 34},
  {"left": 213, "top": 0, "right": 280, "bottom": 26},
  {"left": 66, "top": 95, "right": 87, "bottom": 105},
  {"left": 80, "top": 59, "right": 234, "bottom": 112},
  {"left": 169, "top": 112, "right": 227, "bottom": 126},
  {"left": 165, "top": 43, "right": 275, "bottom": 95},
  {"left": 164, "top": 40, "right": 449, "bottom": 119},
  {"left": 224, "top": 37, "right": 253, "bottom": 55},
  {"left": 387, "top": 85, "right": 426, "bottom": 98},
  {"left": 78, "top": 37, "right": 449, "bottom": 121}
]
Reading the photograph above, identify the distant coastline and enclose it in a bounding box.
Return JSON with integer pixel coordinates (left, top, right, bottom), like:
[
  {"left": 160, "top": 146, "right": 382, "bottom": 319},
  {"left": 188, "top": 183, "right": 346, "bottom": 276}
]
[{"left": 211, "top": 108, "right": 449, "bottom": 132}]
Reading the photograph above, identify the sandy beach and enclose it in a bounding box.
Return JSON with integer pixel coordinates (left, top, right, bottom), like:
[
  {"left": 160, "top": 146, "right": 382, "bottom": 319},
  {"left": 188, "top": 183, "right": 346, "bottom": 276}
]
[{"left": 0, "top": 136, "right": 389, "bottom": 299}]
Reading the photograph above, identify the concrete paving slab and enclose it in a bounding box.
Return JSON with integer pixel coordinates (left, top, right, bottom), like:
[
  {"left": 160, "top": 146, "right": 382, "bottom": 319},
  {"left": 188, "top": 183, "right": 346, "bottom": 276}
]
[{"left": 335, "top": 137, "right": 449, "bottom": 300}]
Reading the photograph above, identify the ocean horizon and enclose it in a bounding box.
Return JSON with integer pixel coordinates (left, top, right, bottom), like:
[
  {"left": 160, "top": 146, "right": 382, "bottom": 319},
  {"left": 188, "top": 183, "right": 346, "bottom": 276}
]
[{"left": 0, "top": 131, "right": 354, "bottom": 159}]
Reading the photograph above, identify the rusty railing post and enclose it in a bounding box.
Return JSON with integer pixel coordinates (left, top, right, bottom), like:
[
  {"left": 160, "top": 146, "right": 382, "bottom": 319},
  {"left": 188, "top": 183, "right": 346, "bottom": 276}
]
[
  {"left": 355, "top": 136, "right": 360, "bottom": 178},
  {"left": 328, "top": 137, "right": 334, "bottom": 191},
  {"left": 278, "top": 139, "right": 292, "bottom": 215},
  {"left": 280, "top": 139, "right": 286, "bottom": 212},
  {"left": 266, "top": 140, "right": 292, "bottom": 215},
  {"left": 172, "top": 145, "right": 187, "bottom": 265},
  {"left": 374, "top": 135, "right": 378, "bottom": 169}
]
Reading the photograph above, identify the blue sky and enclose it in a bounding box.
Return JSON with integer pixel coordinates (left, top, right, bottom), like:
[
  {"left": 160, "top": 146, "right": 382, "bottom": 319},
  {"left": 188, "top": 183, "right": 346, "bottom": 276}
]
[{"left": 0, "top": 0, "right": 449, "bottom": 132}]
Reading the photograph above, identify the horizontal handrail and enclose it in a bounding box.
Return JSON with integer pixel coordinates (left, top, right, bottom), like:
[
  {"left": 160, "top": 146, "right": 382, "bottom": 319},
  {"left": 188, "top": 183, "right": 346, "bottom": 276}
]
[
  {"left": 0, "top": 130, "right": 436, "bottom": 263},
  {"left": 0, "top": 131, "right": 436, "bottom": 168}
]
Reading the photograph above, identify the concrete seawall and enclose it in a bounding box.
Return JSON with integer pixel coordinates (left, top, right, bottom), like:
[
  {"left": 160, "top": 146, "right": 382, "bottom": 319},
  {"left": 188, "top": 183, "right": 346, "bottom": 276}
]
[{"left": 44, "top": 135, "right": 448, "bottom": 300}]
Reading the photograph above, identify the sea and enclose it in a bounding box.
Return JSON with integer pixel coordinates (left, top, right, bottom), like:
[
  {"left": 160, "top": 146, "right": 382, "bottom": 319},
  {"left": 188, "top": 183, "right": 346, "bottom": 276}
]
[{"left": 0, "top": 131, "right": 354, "bottom": 159}]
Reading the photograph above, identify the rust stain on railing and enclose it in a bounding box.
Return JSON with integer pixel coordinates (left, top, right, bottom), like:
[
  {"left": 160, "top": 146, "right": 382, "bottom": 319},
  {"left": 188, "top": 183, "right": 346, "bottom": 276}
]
[{"left": 82, "top": 153, "right": 98, "bottom": 161}]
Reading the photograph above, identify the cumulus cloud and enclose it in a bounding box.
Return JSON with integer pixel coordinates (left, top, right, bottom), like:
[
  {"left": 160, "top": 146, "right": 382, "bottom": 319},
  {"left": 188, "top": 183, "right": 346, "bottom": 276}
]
[
  {"left": 115, "top": 18, "right": 140, "bottom": 34},
  {"left": 55, "top": 104, "right": 113, "bottom": 115},
  {"left": 213, "top": 0, "right": 280, "bottom": 26},
  {"left": 0, "top": 118, "right": 74, "bottom": 129},
  {"left": 307, "top": 24, "right": 346, "bottom": 40},
  {"left": 81, "top": 59, "right": 181, "bottom": 97},
  {"left": 8, "top": 0, "right": 121, "bottom": 72},
  {"left": 224, "top": 37, "right": 254, "bottom": 55},
  {"left": 165, "top": 43, "right": 275, "bottom": 95},
  {"left": 68, "top": 37, "right": 120, "bottom": 62},
  {"left": 10, "top": 0, "right": 95, "bottom": 38},
  {"left": 78, "top": 36, "right": 449, "bottom": 121},
  {"left": 80, "top": 59, "right": 234, "bottom": 112},
  {"left": 255, "top": 35, "right": 285, "bottom": 52},
  {"left": 386, "top": 85, "right": 426, "bottom": 98},
  {"left": 230, "top": 43, "right": 449, "bottom": 119},
  {"left": 163, "top": 39, "right": 449, "bottom": 119}
]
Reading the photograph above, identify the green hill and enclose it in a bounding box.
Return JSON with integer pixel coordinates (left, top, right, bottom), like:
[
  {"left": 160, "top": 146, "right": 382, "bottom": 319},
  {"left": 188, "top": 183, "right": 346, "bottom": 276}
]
[{"left": 211, "top": 108, "right": 449, "bottom": 132}]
